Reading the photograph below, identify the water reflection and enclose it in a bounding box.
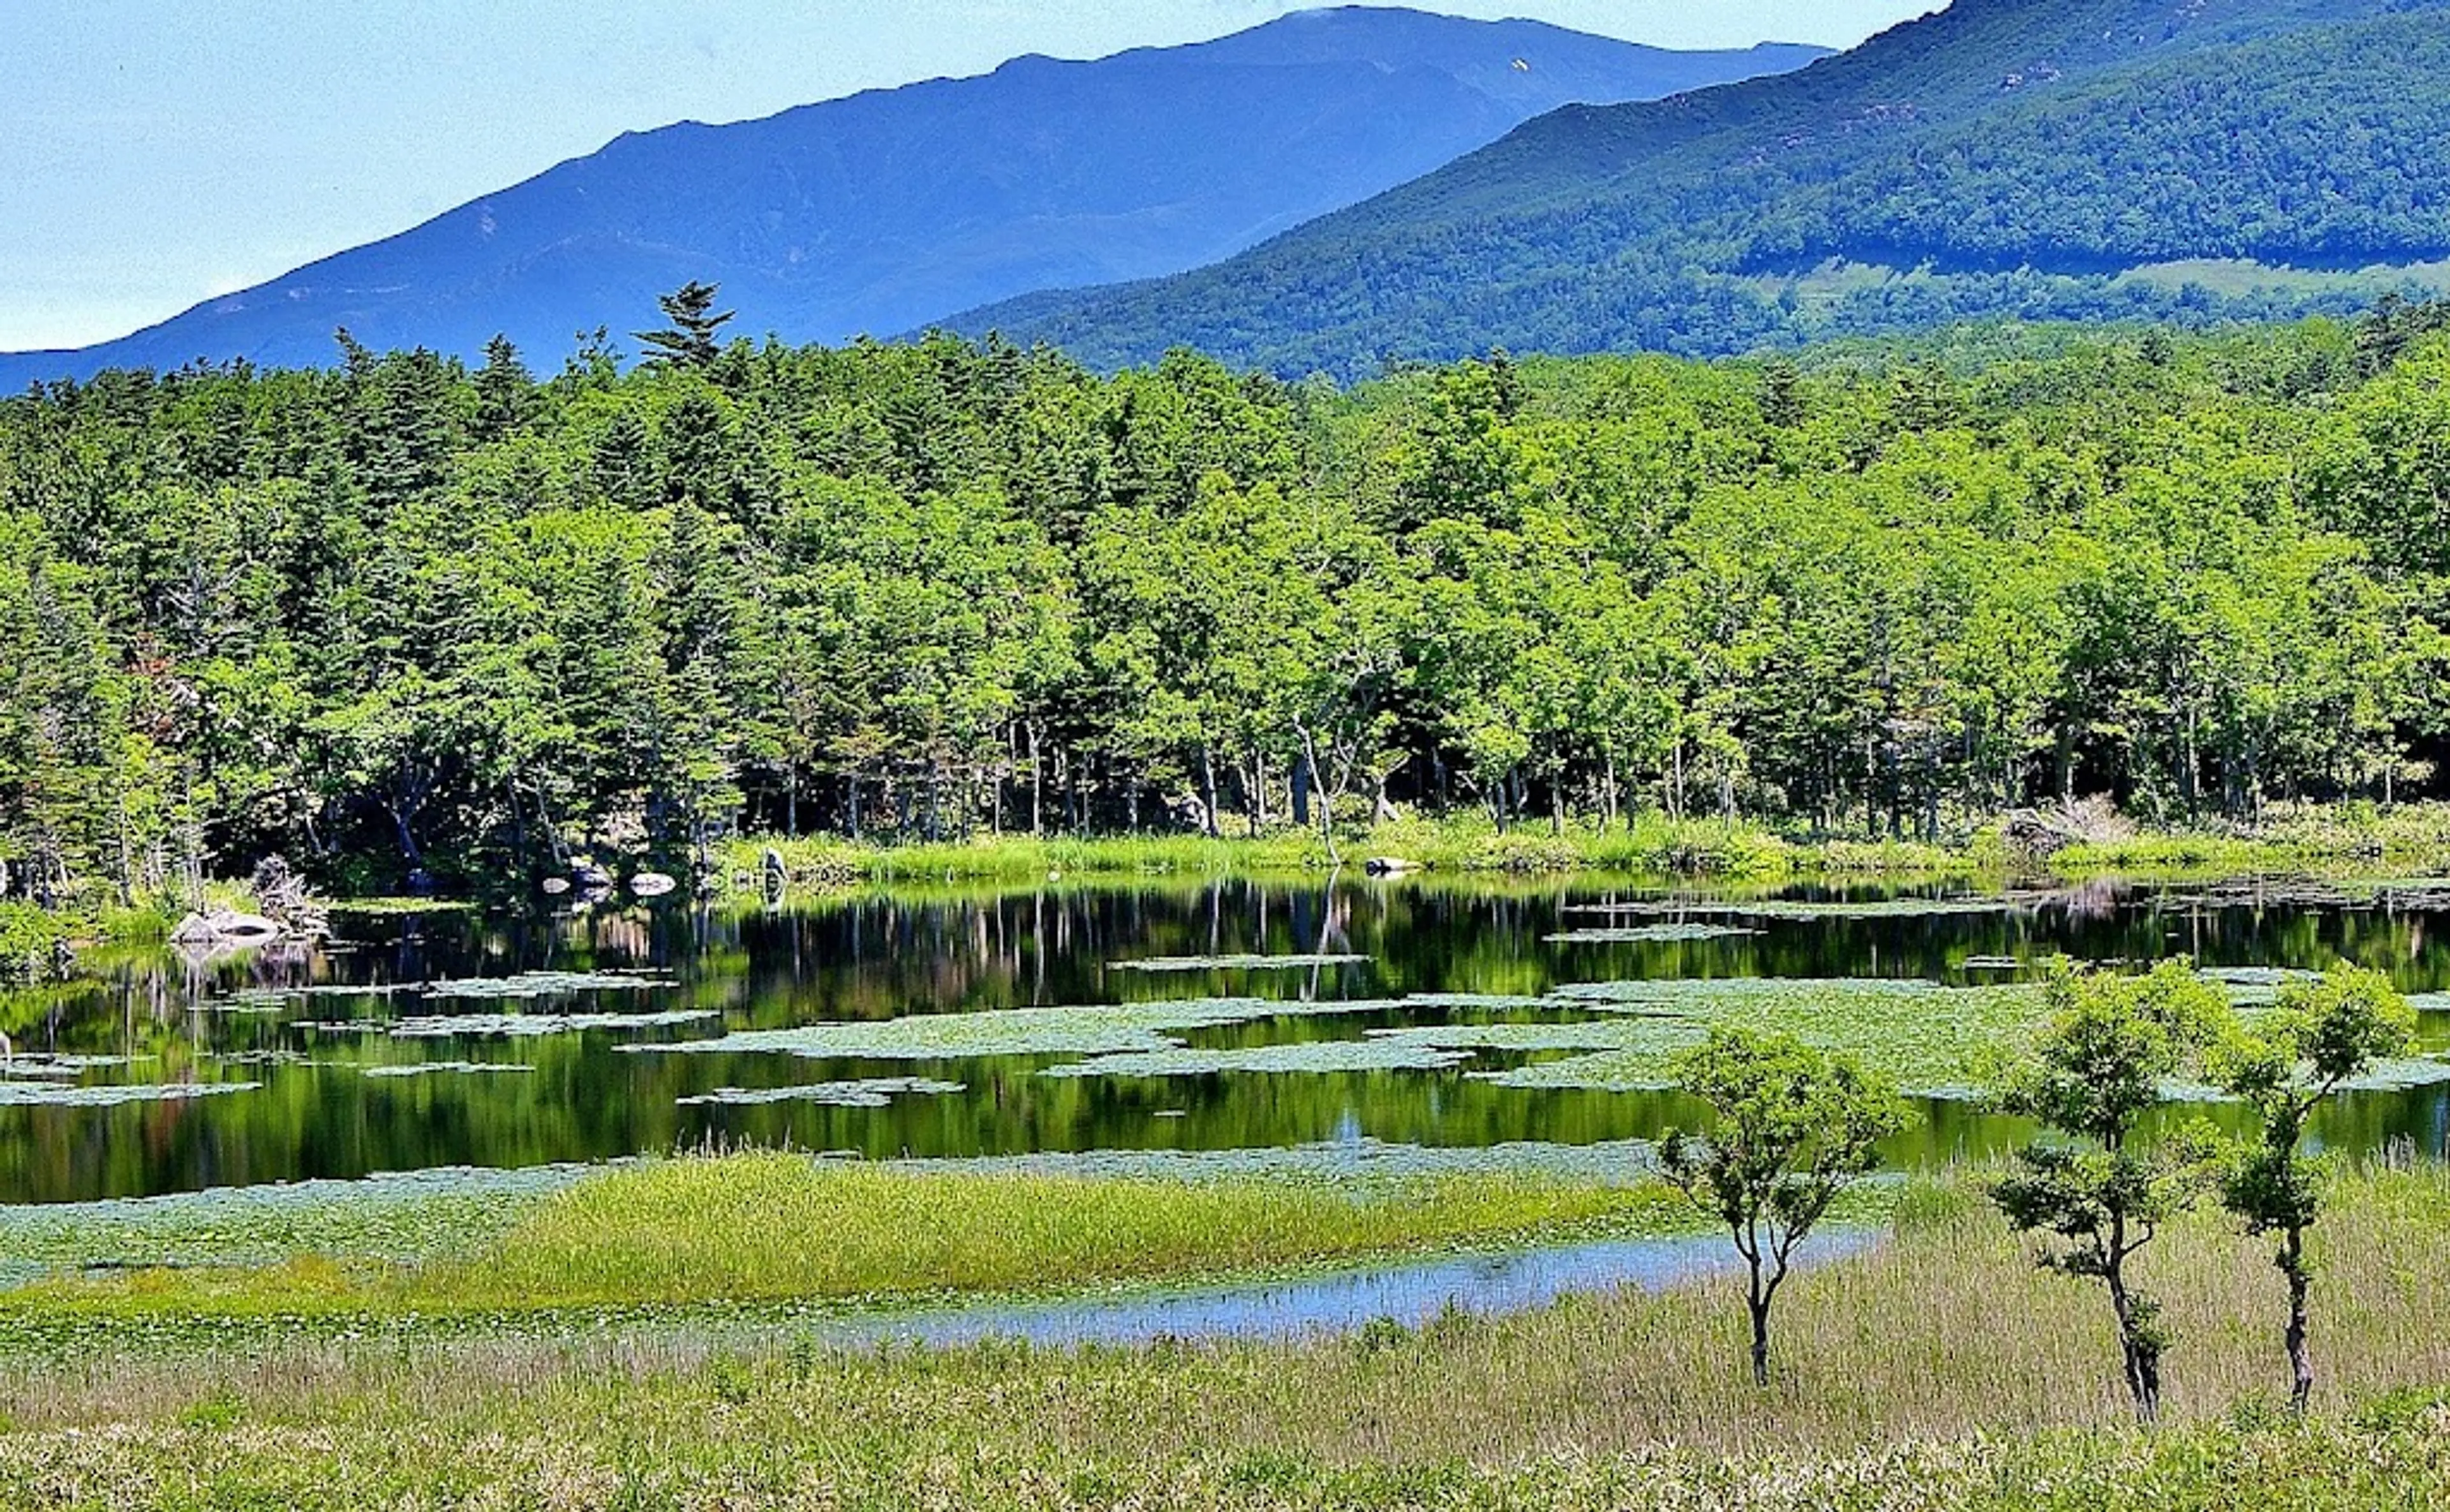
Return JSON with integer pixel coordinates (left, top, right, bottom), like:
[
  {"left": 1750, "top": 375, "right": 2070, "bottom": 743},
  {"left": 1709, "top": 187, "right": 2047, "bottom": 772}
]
[{"left": 0, "top": 874, "right": 2445, "bottom": 1203}]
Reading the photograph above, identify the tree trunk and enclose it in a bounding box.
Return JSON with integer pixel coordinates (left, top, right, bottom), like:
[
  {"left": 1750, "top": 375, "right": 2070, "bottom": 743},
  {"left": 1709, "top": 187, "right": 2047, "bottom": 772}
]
[
  {"left": 1293, "top": 721, "right": 1340, "bottom": 868},
  {"left": 2108, "top": 1263, "right": 2160, "bottom": 1425},
  {"left": 1748, "top": 1261, "right": 1773, "bottom": 1387},
  {"left": 1200, "top": 746, "right": 1221, "bottom": 840},
  {"left": 1026, "top": 723, "right": 1044, "bottom": 838},
  {"left": 2284, "top": 1228, "right": 2315, "bottom": 1414}
]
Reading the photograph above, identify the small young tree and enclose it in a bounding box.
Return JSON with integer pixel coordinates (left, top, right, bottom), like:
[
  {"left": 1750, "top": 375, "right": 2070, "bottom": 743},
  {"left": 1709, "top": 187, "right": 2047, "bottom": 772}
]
[
  {"left": 1991, "top": 959, "right": 2230, "bottom": 1424},
  {"left": 2212, "top": 963, "right": 2414, "bottom": 1414},
  {"left": 1660, "top": 1028, "right": 1909, "bottom": 1386}
]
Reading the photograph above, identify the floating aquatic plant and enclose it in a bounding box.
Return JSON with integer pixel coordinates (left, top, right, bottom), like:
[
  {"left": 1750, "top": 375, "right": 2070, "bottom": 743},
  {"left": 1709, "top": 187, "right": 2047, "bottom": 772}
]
[
  {"left": 1494, "top": 978, "right": 2047, "bottom": 1099},
  {"left": 2199, "top": 967, "right": 2322, "bottom": 988},
  {"left": 895, "top": 1136, "right": 1662, "bottom": 1186},
  {"left": 677, "top": 1077, "right": 967, "bottom": 1108},
  {"left": 0, "top": 1055, "right": 145, "bottom": 1081},
  {"left": 195, "top": 991, "right": 300, "bottom": 1016},
  {"left": 0, "top": 1164, "right": 599, "bottom": 1277},
  {"left": 364, "top": 1063, "right": 535, "bottom": 1079},
  {"left": 388, "top": 1009, "right": 721, "bottom": 1040},
  {"left": 415, "top": 972, "right": 678, "bottom": 1000},
  {"left": 1563, "top": 897, "right": 2016, "bottom": 923},
  {"left": 0, "top": 1081, "right": 258, "bottom": 1108},
  {"left": 1543, "top": 925, "right": 1760, "bottom": 944},
  {"left": 1042, "top": 1040, "right": 1473, "bottom": 1079},
  {"left": 1108, "top": 954, "right": 1372, "bottom": 973},
  {"left": 625, "top": 997, "right": 1410, "bottom": 1064},
  {"left": 205, "top": 1050, "right": 341, "bottom": 1068},
  {"left": 1367, "top": 1021, "right": 1652, "bottom": 1055}
]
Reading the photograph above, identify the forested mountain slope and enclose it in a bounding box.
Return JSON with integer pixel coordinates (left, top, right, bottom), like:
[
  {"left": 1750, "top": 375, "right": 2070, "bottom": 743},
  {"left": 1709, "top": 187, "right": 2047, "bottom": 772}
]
[
  {"left": 963, "top": 0, "right": 2450, "bottom": 374},
  {"left": 0, "top": 9, "right": 1821, "bottom": 388}
]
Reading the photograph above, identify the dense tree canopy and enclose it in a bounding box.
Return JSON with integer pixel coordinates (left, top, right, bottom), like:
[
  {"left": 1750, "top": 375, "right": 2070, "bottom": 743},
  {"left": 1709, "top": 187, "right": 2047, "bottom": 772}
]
[{"left": 1, "top": 307, "right": 2447, "bottom": 904}]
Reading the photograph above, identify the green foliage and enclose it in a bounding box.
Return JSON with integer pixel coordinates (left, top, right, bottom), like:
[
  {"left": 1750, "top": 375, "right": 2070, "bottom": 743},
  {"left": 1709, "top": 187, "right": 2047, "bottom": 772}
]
[
  {"left": 2, "top": 313, "right": 2448, "bottom": 912},
  {"left": 1992, "top": 960, "right": 2234, "bottom": 1421},
  {"left": 634, "top": 281, "right": 736, "bottom": 370},
  {"left": 2209, "top": 965, "right": 2416, "bottom": 1408},
  {"left": 1661, "top": 1028, "right": 1907, "bottom": 1383}
]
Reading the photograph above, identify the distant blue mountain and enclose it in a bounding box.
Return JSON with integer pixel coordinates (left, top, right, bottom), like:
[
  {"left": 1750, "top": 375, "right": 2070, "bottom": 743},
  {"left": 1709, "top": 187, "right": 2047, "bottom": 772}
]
[
  {"left": 0, "top": 7, "right": 1822, "bottom": 385},
  {"left": 954, "top": 0, "right": 2450, "bottom": 377}
]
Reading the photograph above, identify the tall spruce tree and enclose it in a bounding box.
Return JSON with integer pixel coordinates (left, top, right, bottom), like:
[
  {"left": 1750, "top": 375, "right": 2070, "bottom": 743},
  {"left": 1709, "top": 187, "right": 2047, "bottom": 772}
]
[{"left": 635, "top": 282, "right": 736, "bottom": 369}]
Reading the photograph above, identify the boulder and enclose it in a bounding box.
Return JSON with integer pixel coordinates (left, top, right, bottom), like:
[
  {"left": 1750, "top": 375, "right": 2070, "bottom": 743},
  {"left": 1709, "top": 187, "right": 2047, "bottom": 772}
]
[
  {"left": 169, "top": 910, "right": 285, "bottom": 946},
  {"left": 630, "top": 871, "right": 679, "bottom": 898},
  {"left": 1364, "top": 857, "right": 1425, "bottom": 877},
  {"left": 541, "top": 877, "right": 573, "bottom": 896}
]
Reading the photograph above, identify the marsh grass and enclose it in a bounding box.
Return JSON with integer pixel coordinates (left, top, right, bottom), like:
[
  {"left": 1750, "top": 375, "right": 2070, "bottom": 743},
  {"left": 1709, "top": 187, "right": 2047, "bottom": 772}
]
[
  {"left": 727, "top": 816, "right": 1980, "bottom": 888},
  {"left": 0, "top": 1156, "right": 1684, "bottom": 1321},
  {"left": 5, "top": 1171, "right": 2450, "bottom": 1507},
  {"left": 722, "top": 804, "right": 2450, "bottom": 898}
]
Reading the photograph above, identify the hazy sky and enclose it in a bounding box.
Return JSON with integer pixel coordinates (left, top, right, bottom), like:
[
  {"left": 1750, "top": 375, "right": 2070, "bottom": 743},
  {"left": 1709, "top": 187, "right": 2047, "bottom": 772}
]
[{"left": 3, "top": 2, "right": 1934, "bottom": 351}]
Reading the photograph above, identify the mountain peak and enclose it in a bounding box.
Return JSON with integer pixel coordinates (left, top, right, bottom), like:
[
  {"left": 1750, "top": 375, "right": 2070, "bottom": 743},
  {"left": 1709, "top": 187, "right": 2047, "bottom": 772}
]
[{"left": 0, "top": 12, "right": 1823, "bottom": 386}]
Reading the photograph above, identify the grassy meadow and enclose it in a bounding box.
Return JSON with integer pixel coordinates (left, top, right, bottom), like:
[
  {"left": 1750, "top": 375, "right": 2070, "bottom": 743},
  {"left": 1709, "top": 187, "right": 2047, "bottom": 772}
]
[{"left": 2, "top": 1163, "right": 2450, "bottom": 1506}]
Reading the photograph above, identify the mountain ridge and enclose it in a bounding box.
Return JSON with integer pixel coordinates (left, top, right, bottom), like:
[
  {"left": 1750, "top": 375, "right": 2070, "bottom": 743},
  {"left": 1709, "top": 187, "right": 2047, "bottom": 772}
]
[
  {"left": 0, "top": 8, "right": 1825, "bottom": 387},
  {"left": 953, "top": 0, "right": 2450, "bottom": 373}
]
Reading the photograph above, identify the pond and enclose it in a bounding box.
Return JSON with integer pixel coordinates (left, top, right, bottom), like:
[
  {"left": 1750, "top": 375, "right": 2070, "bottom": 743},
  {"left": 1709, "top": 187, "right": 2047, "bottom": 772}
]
[
  {"left": 4, "top": 872, "right": 2450, "bottom": 1203},
  {"left": 775, "top": 1228, "right": 1879, "bottom": 1351}
]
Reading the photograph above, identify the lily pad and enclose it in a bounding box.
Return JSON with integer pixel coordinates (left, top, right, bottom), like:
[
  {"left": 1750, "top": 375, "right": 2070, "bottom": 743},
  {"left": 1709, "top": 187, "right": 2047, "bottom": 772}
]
[
  {"left": 1494, "top": 978, "right": 2047, "bottom": 1099},
  {"left": 2199, "top": 967, "right": 2322, "bottom": 988},
  {"left": 364, "top": 1062, "right": 536, "bottom": 1079},
  {"left": 1543, "top": 925, "right": 1760, "bottom": 944},
  {"left": 1564, "top": 897, "right": 2017, "bottom": 923},
  {"left": 389, "top": 1009, "right": 721, "bottom": 1039},
  {"left": 1043, "top": 1040, "right": 1473, "bottom": 1079},
  {"left": 0, "top": 1055, "right": 146, "bottom": 1081},
  {"left": 0, "top": 1081, "right": 258, "bottom": 1108},
  {"left": 1108, "top": 954, "right": 1372, "bottom": 973},
  {"left": 415, "top": 972, "right": 678, "bottom": 1000},
  {"left": 625, "top": 997, "right": 1410, "bottom": 1064},
  {"left": 678, "top": 1077, "right": 967, "bottom": 1108},
  {"left": 1367, "top": 1021, "right": 1653, "bottom": 1054}
]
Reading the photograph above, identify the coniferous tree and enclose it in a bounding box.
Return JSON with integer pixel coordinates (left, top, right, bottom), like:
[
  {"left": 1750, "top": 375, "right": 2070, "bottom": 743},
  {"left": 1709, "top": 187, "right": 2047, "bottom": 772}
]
[{"left": 635, "top": 282, "right": 735, "bottom": 369}]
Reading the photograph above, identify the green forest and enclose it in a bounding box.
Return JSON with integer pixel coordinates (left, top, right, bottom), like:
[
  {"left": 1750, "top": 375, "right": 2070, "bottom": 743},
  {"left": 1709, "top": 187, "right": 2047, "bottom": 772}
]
[
  {"left": 988, "top": 0, "right": 2450, "bottom": 374},
  {"left": 4, "top": 297, "right": 2450, "bottom": 923}
]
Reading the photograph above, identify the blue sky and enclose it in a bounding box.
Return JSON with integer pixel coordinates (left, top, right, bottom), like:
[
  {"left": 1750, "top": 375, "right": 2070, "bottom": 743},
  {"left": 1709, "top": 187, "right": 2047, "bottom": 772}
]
[{"left": 3, "top": 2, "right": 1933, "bottom": 352}]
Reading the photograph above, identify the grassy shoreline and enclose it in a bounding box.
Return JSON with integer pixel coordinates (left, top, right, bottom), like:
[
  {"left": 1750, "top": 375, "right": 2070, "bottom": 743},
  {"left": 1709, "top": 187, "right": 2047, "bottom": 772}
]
[
  {"left": 724, "top": 803, "right": 2450, "bottom": 889},
  {"left": 3, "top": 1164, "right": 2450, "bottom": 1506}
]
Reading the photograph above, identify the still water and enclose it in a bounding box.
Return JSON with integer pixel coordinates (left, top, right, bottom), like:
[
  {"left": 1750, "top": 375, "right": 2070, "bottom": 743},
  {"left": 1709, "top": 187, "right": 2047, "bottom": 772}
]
[{"left": 6, "top": 873, "right": 2449, "bottom": 1203}]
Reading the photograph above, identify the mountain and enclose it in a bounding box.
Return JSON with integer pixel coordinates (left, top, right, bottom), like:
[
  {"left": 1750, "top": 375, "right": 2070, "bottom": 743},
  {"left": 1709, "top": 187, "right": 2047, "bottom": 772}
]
[
  {"left": 0, "top": 8, "right": 1825, "bottom": 387},
  {"left": 958, "top": 0, "right": 2450, "bottom": 375}
]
